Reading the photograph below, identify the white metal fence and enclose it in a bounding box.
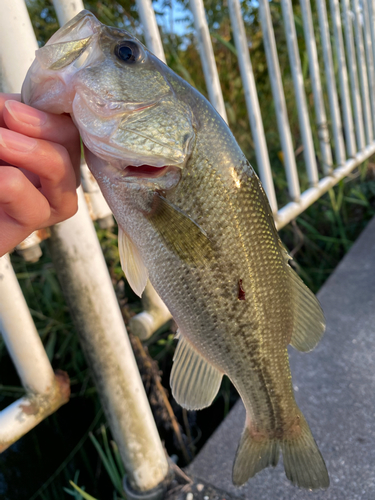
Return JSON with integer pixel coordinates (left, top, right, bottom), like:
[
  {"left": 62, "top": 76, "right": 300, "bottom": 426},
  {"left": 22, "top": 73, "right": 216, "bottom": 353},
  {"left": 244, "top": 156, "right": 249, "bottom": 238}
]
[{"left": 1, "top": 0, "right": 375, "bottom": 495}]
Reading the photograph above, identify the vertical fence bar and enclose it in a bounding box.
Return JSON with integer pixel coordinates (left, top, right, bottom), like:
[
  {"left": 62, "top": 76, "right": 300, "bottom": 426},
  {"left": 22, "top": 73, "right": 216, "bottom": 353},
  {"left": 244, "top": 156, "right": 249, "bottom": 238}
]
[
  {"left": 47, "top": 189, "right": 169, "bottom": 492},
  {"left": 280, "top": 0, "right": 319, "bottom": 186},
  {"left": 361, "top": 0, "right": 375, "bottom": 136},
  {"left": 258, "top": 0, "right": 301, "bottom": 201},
  {"left": 0, "top": 0, "right": 37, "bottom": 92},
  {"left": 329, "top": 0, "right": 357, "bottom": 157},
  {"left": 0, "top": 256, "right": 55, "bottom": 394},
  {"left": 135, "top": 0, "right": 166, "bottom": 63},
  {"left": 0, "top": 0, "right": 43, "bottom": 257},
  {"left": 342, "top": 0, "right": 366, "bottom": 151},
  {"left": 299, "top": 0, "right": 333, "bottom": 175},
  {"left": 227, "top": 0, "right": 278, "bottom": 213},
  {"left": 316, "top": 0, "right": 346, "bottom": 166},
  {"left": 352, "top": 0, "right": 373, "bottom": 144},
  {"left": 369, "top": 0, "right": 375, "bottom": 76},
  {"left": 189, "top": 0, "right": 228, "bottom": 121}
]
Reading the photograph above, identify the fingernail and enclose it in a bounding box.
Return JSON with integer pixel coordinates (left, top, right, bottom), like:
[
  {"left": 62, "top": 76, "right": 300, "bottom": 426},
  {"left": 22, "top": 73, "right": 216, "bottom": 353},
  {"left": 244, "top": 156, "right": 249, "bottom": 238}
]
[
  {"left": 0, "top": 128, "right": 37, "bottom": 152},
  {"left": 5, "top": 100, "right": 47, "bottom": 127}
]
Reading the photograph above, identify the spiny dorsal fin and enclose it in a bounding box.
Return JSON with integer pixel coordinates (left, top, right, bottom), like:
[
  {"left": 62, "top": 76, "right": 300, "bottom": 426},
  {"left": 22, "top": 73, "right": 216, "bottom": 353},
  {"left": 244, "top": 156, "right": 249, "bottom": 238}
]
[
  {"left": 118, "top": 227, "right": 148, "bottom": 297},
  {"left": 148, "top": 194, "right": 214, "bottom": 266},
  {"left": 170, "top": 335, "right": 223, "bottom": 410},
  {"left": 287, "top": 265, "right": 326, "bottom": 352}
]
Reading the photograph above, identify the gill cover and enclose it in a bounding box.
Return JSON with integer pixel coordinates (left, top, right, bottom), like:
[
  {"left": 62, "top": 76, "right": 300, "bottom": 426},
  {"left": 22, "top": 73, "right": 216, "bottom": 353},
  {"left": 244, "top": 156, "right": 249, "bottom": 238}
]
[{"left": 35, "top": 36, "right": 93, "bottom": 70}]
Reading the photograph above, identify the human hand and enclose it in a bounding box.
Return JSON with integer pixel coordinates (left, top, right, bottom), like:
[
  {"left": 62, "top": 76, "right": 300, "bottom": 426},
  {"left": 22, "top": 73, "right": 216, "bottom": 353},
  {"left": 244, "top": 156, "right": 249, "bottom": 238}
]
[{"left": 0, "top": 93, "right": 81, "bottom": 257}]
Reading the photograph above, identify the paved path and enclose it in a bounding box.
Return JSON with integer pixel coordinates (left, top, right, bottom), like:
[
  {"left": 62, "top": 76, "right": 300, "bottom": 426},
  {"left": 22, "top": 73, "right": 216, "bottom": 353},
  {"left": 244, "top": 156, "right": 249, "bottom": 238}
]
[{"left": 189, "top": 217, "right": 375, "bottom": 499}]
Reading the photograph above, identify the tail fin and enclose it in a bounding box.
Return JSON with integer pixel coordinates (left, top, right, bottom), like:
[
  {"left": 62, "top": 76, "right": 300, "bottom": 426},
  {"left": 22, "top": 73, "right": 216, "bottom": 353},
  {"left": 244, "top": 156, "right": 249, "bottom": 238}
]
[
  {"left": 280, "top": 414, "right": 329, "bottom": 489},
  {"left": 232, "top": 426, "right": 279, "bottom": 486},
  {"left": 232, "top": 414, "right": 329, "bottom": 489}
]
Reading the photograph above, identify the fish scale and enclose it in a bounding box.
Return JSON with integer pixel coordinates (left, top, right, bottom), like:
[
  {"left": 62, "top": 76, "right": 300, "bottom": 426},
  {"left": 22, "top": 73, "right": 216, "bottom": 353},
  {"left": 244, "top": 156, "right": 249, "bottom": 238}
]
[{"left": 22, "top": 9, "right": 329, "bottom": 490}]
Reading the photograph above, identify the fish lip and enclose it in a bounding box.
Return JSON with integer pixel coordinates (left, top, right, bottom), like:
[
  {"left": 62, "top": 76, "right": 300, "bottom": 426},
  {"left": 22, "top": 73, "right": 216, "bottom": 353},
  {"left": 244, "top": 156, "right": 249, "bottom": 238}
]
[{"left": 121, "top": 165, "right": 176, "bottom": 179}]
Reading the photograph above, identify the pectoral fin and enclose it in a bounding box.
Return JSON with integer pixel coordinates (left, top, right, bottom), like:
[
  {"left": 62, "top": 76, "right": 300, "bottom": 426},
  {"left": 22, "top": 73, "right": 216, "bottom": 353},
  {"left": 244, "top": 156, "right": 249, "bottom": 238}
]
[
  {"left": 118, "top": 227, "right": 148, "bottom": 297},
  {"left": 170, "top": 334, "right": 223, "bottom": 410},
  {"left": 148, "top": 194, "right": 213, "bottom": 266}
]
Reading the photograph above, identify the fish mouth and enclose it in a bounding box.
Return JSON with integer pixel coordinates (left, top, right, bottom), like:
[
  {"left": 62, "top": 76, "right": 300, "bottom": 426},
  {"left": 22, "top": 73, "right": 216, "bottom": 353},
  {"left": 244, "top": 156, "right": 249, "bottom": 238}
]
[{"left": 122, "top": 165, "right": 175, "bottom": 178}]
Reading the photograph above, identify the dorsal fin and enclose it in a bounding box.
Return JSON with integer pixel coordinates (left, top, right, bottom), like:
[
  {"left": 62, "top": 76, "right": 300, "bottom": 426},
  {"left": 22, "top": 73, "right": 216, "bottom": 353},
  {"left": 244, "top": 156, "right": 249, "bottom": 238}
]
[
  {"left": 118, "top": 227, "right": 148, "bottom": 297},
  {"left": 170, "top": 335, "right": 223, "bottom": 410}
]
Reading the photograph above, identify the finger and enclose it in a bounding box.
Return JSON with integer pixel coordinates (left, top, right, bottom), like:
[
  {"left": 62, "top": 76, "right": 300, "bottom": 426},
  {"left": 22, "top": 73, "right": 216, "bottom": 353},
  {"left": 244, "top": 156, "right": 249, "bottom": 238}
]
[
  {"left": 0, "top": 128, "right": 78, "bottom": 223},
  {"left": 3, "top": 99, "right": 81, "bottom": 185},
  {"left": 0, "top": 166, "right": 50, "bottom": 226},
  {"left": 0, "top": 94, "right": 21, "bottom": 128},
  {"left": 0, "top": 166, "right": 50, "bottom": 256}
]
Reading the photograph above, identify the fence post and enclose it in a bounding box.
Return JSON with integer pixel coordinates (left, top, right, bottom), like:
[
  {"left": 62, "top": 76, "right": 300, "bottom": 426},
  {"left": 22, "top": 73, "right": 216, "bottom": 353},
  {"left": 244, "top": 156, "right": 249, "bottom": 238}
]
[{"left": 47, "top": 189, "right": 170, "bottom": 493}]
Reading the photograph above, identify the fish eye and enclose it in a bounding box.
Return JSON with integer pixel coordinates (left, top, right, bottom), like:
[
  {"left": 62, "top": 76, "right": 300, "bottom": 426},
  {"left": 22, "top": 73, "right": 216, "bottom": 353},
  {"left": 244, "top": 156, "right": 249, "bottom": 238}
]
[{"left": 114, "top": 41, "right": 142, "bottom": 64}]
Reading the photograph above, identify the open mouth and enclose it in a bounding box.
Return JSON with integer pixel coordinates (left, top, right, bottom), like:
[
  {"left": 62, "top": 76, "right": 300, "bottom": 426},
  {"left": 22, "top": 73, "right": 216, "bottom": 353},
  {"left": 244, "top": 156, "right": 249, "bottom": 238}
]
[{"left": 123, "top": 165, "right": 172, "bottom": 178}]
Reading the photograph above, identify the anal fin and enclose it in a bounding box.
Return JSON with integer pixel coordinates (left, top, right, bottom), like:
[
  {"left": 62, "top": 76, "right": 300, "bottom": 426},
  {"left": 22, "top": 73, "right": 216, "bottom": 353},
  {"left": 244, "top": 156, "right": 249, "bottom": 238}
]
[{"left": 170, "top": 335, "right": 223, "bottom": 410}]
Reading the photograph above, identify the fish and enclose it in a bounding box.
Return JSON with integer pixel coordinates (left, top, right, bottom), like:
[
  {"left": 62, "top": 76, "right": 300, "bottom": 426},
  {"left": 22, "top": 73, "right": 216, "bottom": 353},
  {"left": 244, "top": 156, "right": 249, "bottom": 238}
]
[{"left": 22, "top": 10, "right": 329, "bottom": 489}]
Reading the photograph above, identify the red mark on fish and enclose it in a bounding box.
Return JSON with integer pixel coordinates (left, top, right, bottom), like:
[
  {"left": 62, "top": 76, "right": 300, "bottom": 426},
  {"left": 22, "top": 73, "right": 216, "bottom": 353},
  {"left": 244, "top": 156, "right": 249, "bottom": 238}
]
[{"left": 238, "top": 279, "right": 245, "bottom": 300}]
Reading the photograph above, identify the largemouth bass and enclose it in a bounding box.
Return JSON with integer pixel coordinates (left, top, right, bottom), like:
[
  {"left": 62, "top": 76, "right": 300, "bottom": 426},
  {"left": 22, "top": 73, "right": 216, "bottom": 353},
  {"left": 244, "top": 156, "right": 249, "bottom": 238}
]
[{"left": 22, "top": 10, "right": 329, "bottom": 489}]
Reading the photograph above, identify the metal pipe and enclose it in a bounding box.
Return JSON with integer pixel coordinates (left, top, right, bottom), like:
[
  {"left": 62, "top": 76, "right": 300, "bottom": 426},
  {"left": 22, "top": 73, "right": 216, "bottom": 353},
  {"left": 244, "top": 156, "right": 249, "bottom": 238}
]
[
  {"left": 258, "top": 0, "right": 301, "bottom": 201},
  {"left": 299, "top": 0, "right": 333, "bottom": 175},
  {"left": 48, "top": 188, "right": 169, "bottom": 491},
  {"left": 316, "top": 0, "right": 346, "bottom": 166},
  {"left": 276, "top": 143, "right": 375, "bottom": 228},
  {"left": 342, "top": 0, "right": 366, "bottom": 151},
  {"left": 80, "top": 162, "right": 113, "bottom": 228},
  {"left": 0, "top": 0, "right": 38, "bottom": 92},
  {"left": 129, "top": 282, "right": 172, "bottom": 341},
  {"left": 227, "top": 0, "right": 278, "bottom": 214},
  {"left": 352, "top": 0, "right": 373, "bottom": 144},
  {"left": 280, "top": 0, "right": 319, "bottom": 186},
  {"left": 0, "top": 255, "right": 54, "bottom": 394},
  {"left": 368, "top": 0, "right": 375, "bottom": 84},
  {"left": 135, "top": 0, "right": 166, "bottom": 63},
  {"left": 0, "top": 255, "right": 70, "bottom": 452},
  {"left": 329, "top": 0, "right": 357, "bottom": 157},
  {"left": 15, "top": 231, "right": 44, "bottom": 262},
  {"left": 0, "top": 373, "right": 70, "bottom": 454},
  {"left": 189, "top": 0, "right": 228, "bottom": 122},
  {"left": 360, "top": 0, "right": 375, "bottom": 137},
  {"left": 0, "top": 0, "right": 42, "bottom": 258}
]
